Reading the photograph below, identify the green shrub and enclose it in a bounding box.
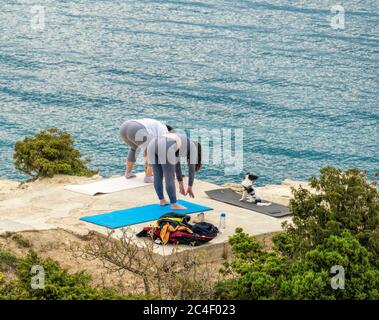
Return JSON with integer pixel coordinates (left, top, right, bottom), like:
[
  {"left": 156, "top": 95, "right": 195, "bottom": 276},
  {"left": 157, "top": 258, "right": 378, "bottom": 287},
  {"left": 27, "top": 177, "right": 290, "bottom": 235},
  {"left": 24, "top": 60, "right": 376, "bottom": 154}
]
[
  {"left": 215, "top": 167, "right": 379, "bottom": 300},
  {"left": 14, "top": 128, "right": 97, "bottom": 179},
  {"left": 0, "top": 251, "right": 145, "bottom": 300},
  {"left": 284, "top": 167, "right": 379, "bottom": 265},
  {"left": 215, "top": 229, "right": 379, "bottom": 300},
  {"left": 0, "top": 247, "right": 18, "bottom": 272}
]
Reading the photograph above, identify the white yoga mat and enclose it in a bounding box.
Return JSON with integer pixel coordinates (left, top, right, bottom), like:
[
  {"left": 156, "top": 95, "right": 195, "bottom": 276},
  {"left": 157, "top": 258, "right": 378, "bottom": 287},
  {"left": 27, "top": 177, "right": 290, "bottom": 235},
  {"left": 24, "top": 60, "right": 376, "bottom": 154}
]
[{"left": 64, "top": 173, "right": 149, "bottom": 196}]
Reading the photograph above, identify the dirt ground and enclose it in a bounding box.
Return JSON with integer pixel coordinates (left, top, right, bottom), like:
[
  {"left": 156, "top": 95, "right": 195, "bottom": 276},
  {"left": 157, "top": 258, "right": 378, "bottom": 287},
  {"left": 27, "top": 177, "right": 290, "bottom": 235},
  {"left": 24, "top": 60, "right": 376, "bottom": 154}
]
[
  {"left": 1, "top": 175, "right": 292, "bottom": 297},
  {"left": 0, "top": 228, "right": 277, "bottom": 296},
  {"left": 0, "top": 228, "right": 145, "bottom": 295}
]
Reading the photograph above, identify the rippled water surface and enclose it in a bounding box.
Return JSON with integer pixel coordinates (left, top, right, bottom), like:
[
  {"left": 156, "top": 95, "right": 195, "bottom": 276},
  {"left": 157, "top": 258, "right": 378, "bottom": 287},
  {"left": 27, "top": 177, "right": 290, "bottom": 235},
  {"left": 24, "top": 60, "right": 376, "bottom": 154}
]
[{"left": 1, "top": 0, "right": 378, "bottom": 185}]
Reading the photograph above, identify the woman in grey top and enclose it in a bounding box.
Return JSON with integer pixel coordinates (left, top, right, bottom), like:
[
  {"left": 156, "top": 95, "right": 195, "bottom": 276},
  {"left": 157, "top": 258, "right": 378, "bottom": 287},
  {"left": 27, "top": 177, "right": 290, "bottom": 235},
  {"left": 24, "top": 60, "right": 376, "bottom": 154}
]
[{"left": 147, "top": 132, "right": 202, "bottom": 210}]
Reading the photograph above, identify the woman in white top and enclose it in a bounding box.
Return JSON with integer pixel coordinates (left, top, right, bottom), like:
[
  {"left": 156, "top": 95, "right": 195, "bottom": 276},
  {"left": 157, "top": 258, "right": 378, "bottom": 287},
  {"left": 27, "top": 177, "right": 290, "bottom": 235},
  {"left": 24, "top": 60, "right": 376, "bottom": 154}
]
[{"left": 119, "top": 118, "right": 170, "bottom": 183}]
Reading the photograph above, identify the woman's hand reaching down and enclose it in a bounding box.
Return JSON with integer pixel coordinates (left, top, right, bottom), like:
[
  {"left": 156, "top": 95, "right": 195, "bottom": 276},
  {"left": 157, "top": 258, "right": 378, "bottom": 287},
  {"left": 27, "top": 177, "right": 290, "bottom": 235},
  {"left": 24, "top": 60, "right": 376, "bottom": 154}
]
[
  {"left": 186, "top": 186, "right": 195, "bottom": 198},
  {"left": 179, "top": 181, "right": 186, "bottom": 196}
]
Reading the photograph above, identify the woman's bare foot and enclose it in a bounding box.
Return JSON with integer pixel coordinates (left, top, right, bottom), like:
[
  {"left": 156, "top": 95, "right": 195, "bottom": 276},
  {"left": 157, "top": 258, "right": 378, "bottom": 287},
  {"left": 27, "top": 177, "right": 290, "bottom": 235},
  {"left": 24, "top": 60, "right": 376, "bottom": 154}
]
[
  {"left": 144, "top": 176, "right": 154, "bottom": 183},
  {"left": 125, "top": 171, "right": 136, "bottom": 179},
  {"left": 170, "top": 203, "right": 187, "bottom": 210},
  {"left": 160, "top": 199, "right": 169, "bottom": 206}
]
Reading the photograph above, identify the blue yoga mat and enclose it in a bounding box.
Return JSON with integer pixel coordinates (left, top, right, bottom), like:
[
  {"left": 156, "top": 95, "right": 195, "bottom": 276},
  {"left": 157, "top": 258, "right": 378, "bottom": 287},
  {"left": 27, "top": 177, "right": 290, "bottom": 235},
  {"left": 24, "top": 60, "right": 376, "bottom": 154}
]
[{"left": 80, "top": 199, "right": 213, "bottom": 228}]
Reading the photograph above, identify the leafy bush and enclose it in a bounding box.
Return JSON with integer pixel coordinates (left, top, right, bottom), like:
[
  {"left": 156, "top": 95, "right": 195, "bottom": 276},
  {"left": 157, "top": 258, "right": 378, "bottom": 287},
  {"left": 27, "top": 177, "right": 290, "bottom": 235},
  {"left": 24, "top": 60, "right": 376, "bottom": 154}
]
[
  {"left": 0, "top": 247, "right": 18, "bottom": 272},
  {"left": 284, "top": 167, "right": 379, "bottom": 266},
  {"left": 0, "top": 251, "right": 143, "bottom": 300},
  {"left": 215, "top": 229, "right": 379, "bottom": 300},
  {"left": 14, "top": 128, "right": 97, "bottom": 179},
  {"left": 215, "top": 167, "right": 379, "bottom": 300}
]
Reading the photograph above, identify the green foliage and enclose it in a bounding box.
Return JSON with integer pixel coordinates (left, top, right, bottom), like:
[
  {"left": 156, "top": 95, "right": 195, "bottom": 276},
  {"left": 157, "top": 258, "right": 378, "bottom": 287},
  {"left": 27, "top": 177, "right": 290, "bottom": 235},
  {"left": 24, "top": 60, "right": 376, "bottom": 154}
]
[
  {"left": 14, "top": 128, "right": 97, "bottom": 179},
  {"left": 0, "top": 250, "right": 145, "bottom": 300},
  {"left": 279, "top": 231, "right": 379, "bottom": 300},
  {"left": 0, "top": 247, "right": 18, "bottom": 272},
  {"left": 215, "top": 167, "right": 379, "bottom": 300},
  {"left": 216, "top": 230, "right": 379, "bottom": 300},
  {"left": 228, "top": 228, "right": 262, "bottom": 259},
  {"left": 285, "top": 167, "right": 379, "bottom": 265}
]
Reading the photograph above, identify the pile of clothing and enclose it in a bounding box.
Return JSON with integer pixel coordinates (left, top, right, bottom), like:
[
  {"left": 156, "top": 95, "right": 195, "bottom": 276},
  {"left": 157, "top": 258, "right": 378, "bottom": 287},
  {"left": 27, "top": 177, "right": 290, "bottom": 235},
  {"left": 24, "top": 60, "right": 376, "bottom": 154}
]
[{"left": 136, "top": 212, "right": 219, "bottom": 246}]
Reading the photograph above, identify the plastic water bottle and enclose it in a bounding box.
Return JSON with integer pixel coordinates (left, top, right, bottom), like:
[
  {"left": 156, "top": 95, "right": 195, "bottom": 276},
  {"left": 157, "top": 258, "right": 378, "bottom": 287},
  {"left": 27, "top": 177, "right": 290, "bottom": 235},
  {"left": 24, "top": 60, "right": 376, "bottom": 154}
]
[
  {"left": 197, "top": 212, "right": 205, "bottom": 222},
  {"left": 219, "top": 212, "right": 226, "bottom": 231}
]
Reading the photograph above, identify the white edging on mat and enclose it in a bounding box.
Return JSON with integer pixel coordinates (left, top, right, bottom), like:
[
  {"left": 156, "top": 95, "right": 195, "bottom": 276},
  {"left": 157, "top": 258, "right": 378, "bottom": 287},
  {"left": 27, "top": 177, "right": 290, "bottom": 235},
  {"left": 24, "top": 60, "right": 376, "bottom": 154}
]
[{"left": 64, "top": 172, "right": 149, "bottom": 196}]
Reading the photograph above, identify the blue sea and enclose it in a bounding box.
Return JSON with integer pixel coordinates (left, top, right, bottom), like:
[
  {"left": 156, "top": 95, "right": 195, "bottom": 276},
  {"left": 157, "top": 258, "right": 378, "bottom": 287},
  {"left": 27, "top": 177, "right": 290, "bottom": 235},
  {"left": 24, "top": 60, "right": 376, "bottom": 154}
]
[{"left": 0, "top": 0, "right": 378, "bottom": 186}]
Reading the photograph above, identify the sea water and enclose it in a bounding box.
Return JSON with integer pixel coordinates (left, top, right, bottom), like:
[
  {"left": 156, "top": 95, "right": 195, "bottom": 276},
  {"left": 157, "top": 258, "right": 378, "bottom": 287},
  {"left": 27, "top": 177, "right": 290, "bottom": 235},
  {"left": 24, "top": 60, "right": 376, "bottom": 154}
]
[{"left": 0, "top": 1, "right": 378, "bottom": 186}]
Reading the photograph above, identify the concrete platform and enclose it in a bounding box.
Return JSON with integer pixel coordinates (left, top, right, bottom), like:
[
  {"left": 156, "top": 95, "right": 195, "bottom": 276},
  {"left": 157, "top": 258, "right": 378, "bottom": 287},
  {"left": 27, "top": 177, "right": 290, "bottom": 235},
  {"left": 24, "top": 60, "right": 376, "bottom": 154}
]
[{"left": 0, "top": 175, "right": 294, "bottom": 260}]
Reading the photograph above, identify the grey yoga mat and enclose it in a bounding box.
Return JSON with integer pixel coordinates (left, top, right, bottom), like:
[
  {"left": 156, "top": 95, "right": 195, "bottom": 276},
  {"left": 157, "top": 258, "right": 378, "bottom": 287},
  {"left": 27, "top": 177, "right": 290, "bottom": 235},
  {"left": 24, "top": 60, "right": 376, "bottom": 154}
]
[{"left": 205, "top": 188, "right": 290, "bottom": 218}]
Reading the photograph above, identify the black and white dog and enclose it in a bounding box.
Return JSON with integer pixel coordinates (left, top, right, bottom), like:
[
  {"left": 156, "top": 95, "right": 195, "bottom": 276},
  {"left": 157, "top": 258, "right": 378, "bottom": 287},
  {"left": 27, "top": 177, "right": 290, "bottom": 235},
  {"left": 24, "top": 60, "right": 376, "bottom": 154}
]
[{"left": 239, "top": 173, "right": 260, "bottom": 203}]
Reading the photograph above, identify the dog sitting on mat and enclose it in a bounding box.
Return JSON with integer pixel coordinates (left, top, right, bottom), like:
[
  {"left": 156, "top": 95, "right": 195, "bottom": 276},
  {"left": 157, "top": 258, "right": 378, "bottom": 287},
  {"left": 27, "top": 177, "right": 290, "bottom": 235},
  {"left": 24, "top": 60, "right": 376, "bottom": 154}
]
[{"left": 239, "top": 173, "right": 260, "bottom": 203}]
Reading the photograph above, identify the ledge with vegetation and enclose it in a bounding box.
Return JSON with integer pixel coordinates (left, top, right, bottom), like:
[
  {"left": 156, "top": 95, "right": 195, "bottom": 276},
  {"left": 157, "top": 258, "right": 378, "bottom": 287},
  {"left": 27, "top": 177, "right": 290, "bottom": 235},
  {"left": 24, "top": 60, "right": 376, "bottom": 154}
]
[{"left": 0, "top": 129, "right": 378, "bottom": 300}]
